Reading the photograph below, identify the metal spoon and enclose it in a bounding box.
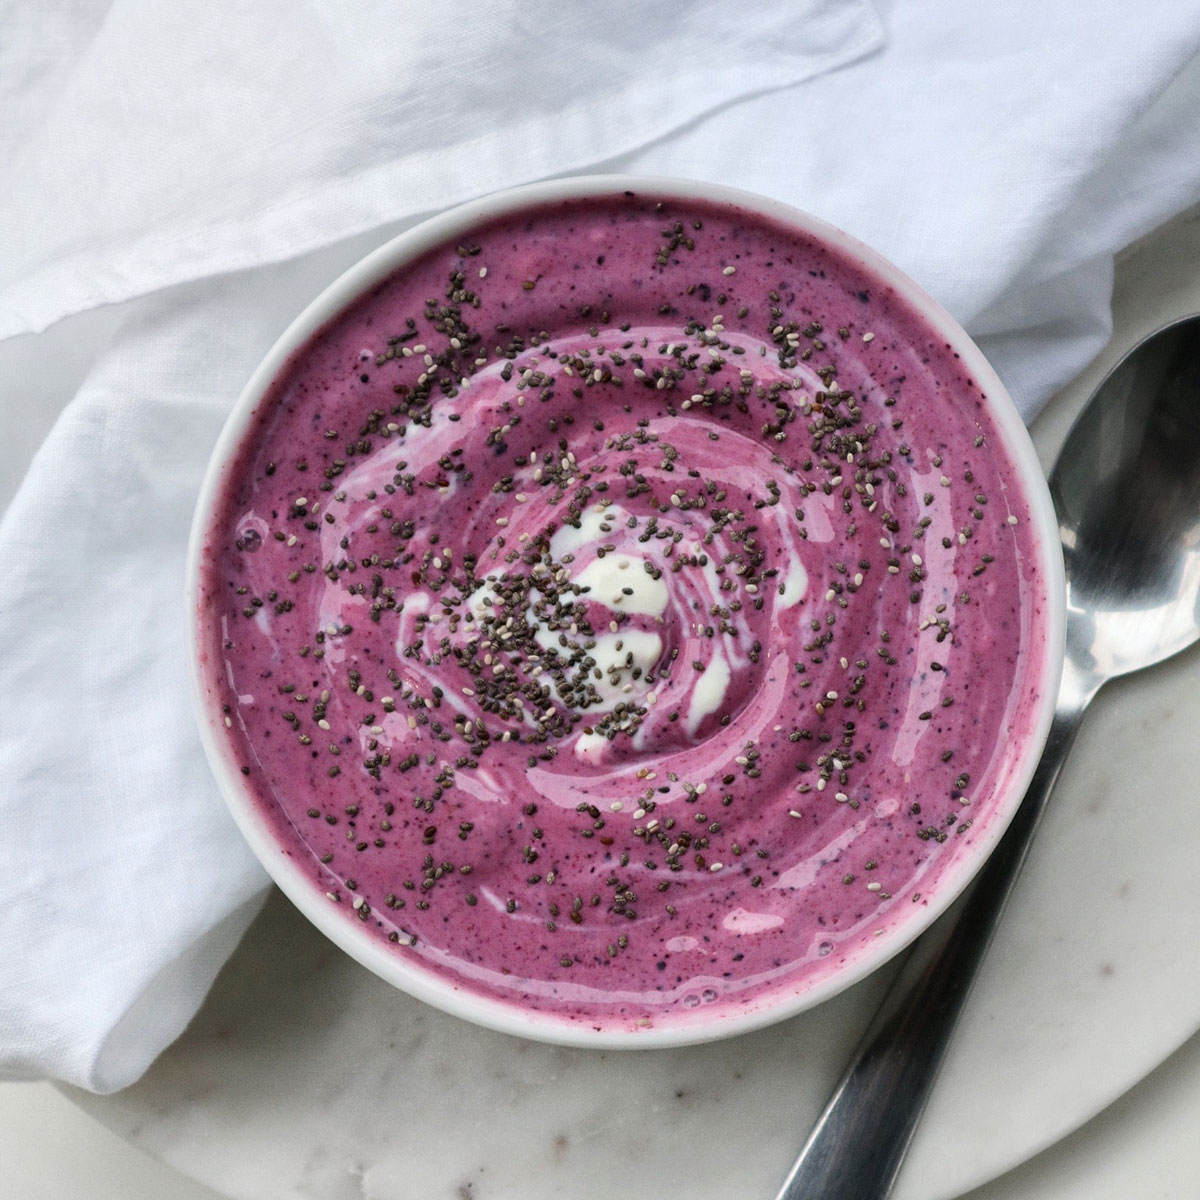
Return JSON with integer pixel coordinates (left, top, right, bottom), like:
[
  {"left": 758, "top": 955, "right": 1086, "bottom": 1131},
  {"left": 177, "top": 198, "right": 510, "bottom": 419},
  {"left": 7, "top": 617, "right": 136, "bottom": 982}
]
[{"left": 775, "top": 313, "right": 1200, "bottom": 1200}]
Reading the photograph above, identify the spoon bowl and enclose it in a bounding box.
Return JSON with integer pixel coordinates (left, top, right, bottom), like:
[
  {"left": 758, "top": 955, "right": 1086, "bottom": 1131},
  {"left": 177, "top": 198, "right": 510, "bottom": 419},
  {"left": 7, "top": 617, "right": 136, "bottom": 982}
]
[
  {"left": 1055, "top": 314, "right": 1200, "bottom": 681},
  {"left": 778, "top": 310, "right": 1200, "bottom": 1200}
]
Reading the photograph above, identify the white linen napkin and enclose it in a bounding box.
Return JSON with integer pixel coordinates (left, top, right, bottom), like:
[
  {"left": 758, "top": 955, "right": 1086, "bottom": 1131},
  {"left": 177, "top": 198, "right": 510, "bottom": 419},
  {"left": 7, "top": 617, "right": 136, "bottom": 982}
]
[
  {"left": 2, "top": 0, "right": 1199, "bottom": 1095},
  {"left": 0, "top": 0, "right": 882, "bottom": 338}
]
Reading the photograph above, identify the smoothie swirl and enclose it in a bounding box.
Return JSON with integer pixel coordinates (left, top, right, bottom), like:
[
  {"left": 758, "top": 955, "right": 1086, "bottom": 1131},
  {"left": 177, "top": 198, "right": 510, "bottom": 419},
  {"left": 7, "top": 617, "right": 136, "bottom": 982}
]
[{"left": 200, "top": 194, "right": 1049, "bottom": 1026}]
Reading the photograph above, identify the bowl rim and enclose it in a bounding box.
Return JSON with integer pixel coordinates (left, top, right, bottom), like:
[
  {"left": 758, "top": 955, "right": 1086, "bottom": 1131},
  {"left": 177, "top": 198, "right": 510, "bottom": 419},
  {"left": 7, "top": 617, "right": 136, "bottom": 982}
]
[{"left": 185, "top": 173, "right": 1066, "bottom": 1049}]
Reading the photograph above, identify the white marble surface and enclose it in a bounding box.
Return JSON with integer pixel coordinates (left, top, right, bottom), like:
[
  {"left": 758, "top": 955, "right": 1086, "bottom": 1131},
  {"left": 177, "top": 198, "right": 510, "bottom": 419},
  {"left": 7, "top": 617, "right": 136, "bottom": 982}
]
[{"left": 6, "top": 203, "right": 1200, "bottom": 1198}]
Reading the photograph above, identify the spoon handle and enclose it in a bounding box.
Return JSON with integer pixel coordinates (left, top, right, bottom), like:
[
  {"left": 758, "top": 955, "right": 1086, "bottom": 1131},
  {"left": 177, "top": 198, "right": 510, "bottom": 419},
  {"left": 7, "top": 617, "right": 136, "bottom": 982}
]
[{"left": 774, "top": 683, "right": 1091, "bottom": 1200}]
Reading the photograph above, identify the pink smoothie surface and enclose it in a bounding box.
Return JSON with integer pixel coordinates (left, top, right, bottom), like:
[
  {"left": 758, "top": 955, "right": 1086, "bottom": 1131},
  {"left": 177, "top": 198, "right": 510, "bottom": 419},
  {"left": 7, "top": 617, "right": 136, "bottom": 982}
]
[{"left": 196, "top": 190, "right": 1053, "bottom": 1034}]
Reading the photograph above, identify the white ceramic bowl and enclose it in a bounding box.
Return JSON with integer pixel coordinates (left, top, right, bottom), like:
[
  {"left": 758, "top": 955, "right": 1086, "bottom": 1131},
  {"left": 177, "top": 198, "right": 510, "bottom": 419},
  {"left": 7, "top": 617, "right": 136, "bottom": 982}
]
[{"left": 187, "top": 175, "right": 1065, "bottom": 1048}]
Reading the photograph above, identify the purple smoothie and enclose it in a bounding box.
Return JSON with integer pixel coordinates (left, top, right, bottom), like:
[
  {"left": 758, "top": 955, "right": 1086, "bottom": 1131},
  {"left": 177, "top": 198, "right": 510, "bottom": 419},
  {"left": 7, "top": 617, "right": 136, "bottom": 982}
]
[{"left": 196, "top": 190, "right": 1053, "bottom": 1033}]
